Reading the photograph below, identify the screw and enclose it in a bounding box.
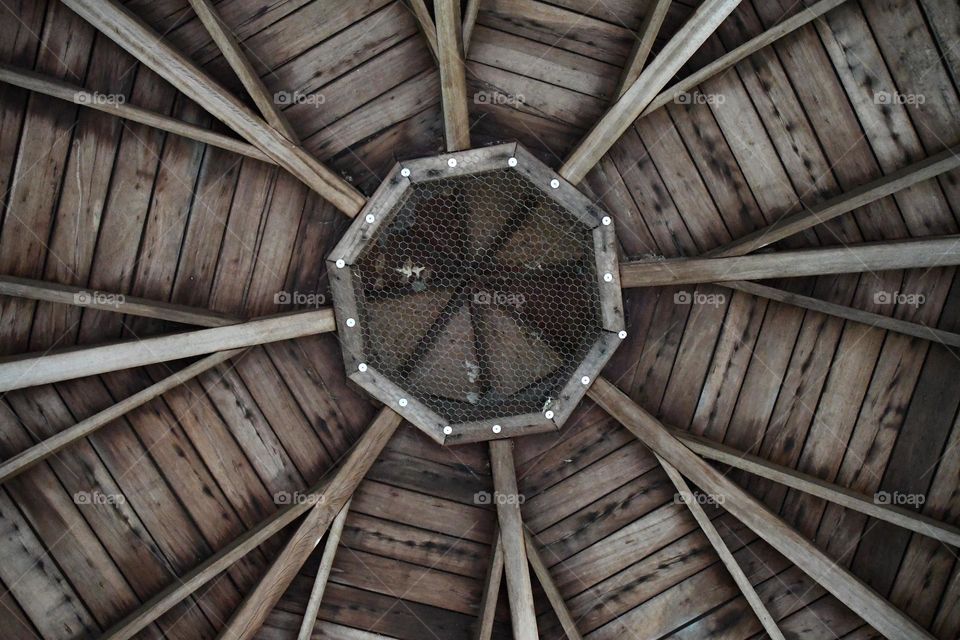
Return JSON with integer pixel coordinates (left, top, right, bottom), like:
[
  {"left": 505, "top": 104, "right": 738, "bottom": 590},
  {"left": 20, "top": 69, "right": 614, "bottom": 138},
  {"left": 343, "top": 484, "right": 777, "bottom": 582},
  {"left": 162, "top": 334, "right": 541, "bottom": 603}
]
[
  {"left": 550, "top": 178, "right": 560, "bottom": 189},
  {"left": 545, "top": 410, "right": 555, "bottom": 420},
  {"left": 400, "top": 167, "right": 411, "bottom": 177},
  {"left": 602, "top": 216, "right": 612, "bottom": 225},
  {"left": 508, "top": 157, "right": 518, "bottom": 167},
  {"left": 398, "top": 398, "right": 408, "bottom": 407},
  {"left": 618, "top": 330, "right": 628, "bottom": 339},
  {"left": 603, "top": 272, "right": 614, "bottom": 282},
  {"left": 447, "top": 158, "right": 457, "bottom": 168},
  {"left": 492, "top": 424, "right": 502, "bottom": 434},
  {"left": 443, "top": 426, "right": 453, "bottom": 435},
  {"left": 335, "top": 259, "right": 345, "bottom": 269},
  {"left": 365, "top": 213, "right": 375, "bottom": 224},
  {"left": 345, "top": 318, "right": 356, "bottom": 328},
  {"left": 358, "top": 363, "right": 368, "bottom": 372},
  {"left": 581, "top": 376, "right": 591, "bottom": 385}
]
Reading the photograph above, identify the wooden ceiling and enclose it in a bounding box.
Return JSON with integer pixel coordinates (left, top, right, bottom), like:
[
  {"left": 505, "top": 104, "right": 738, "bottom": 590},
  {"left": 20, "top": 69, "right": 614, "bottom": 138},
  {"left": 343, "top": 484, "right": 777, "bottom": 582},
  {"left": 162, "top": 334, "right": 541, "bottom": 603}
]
[{"left": 1, "top": 0, "right": 959, "bottom": 639}]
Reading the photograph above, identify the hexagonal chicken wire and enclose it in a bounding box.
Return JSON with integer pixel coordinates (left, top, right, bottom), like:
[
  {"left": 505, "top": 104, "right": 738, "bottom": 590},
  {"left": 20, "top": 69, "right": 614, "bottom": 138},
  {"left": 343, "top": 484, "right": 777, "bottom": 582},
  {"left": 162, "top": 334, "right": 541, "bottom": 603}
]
[{"left": 328, "top": 142, "right": 624, "bottom": 444}]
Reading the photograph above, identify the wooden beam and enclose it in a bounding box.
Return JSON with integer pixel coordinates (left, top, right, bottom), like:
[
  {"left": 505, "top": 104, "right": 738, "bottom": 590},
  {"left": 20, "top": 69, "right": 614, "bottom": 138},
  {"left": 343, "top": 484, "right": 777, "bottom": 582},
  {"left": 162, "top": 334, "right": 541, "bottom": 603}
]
[
  {"left": 60, "top": 0, "right": 365, "bottom": 216},
  {"left": 724, "top": 280, "right": 960, "bottom": 348},
  {"left": 619, "top": 236, "right": 960, "bottom": 287},
  {"left": 706, "top": 146, "right": 960, "bottom": 257},
  {"left": 99, "top": 409, "right": 400, "bottom": 640},
  {"left": 559, "top": 0, "right": 742, "bottom": 184},
  {"left": 408, "top": 0, "right": 439, "bottom": 60},
  {"left": 0, "top": 274, "right": 236, "bottom": 327},
  {"left": 0, "top": 348, "right": 243, "bottom": 484},
  {"left": 616, "top": 0, "right": 672, "bottom": 100},
  {"left": 474, "top": 531, "right": 504, "bottom": 640},
  {"left": 0, "top": 63, "right": 270, "bottom": 162},
  {"left": 588, "top": 377, "right": 933, "bottom": 639},
  {"left": 489, "top": 440, "right": 537, "bottom": 640},
  {"left": 463, "top": 0, "right": 481, "bottom": 54},
  {"left": 219, "top": 409, "right": 403, "bottom": 640},
  {"left": 657, "top": 455, "right": 785, "bottom": 640},
  {"left": 523, "top": 530, "right": 582, "bottom": 640},
  {"left": 642, "top": 0, "right": 850, "bottom": 116},
  {"left": 0, "top": 309, "right": 334, "bottom": 392},
  {"left": 187, "top": 0, "right": 300, "bottom": 142},
  {"left": 296, "top": 499, "right": 351, "bottom": 640},
  {"left": 671, "top": 429, "right": 960, "bottom": 548},
  {"left": 435, "top": 0, "right": 471, "bottom": 152}
]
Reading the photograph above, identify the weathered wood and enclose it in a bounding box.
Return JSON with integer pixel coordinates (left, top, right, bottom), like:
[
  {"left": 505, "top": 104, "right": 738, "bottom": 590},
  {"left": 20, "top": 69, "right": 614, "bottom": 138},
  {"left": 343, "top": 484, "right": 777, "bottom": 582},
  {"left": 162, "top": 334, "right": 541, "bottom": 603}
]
[
  {"left": 706, "top": 146, "right": 960, "bottom": 257},
  {"left": 219, "top": 408, "right": 403, "bottom": 640},
  {"left": 187, "top": 0, "right": 299, "bottom": 142},
  {"left": 620, "top": 236, "right": 960, "bottom": 287},
  {"left": 0, "top": 309, "right": 335, "bottom": 392},
  {"left": 297, "top": 500, "right": 352, "bottom": 640},
  {"left": 474, "top": 531, "right": 504, "bottom": 640},
  {"left": 642, "top": 0, "right": 850, "bottom": 115},
  {"left": 435, "top": 0, "right": 471, "bottom": 151},
  {"left": 523, "top": 530, "right": 582, "bottom": 640},
  {"left": 588, "top": 377, "right": 932, "bottom": 640},
  {"left": 489, "top": 440, "right": 537, "bottom": 640},
  {"left": 656, "top": 455, "right": 785, "bottom": 640},
  {"left": 559, "top": 0, "right": 742, "bottom": 184},
  {"left": 60, "top": 0, "right": 365, "bottom": 216},
  {"left": 463, "top": 0, "right": 481, "bottom": 53},
  {"left": 0, "top": 63, "right": 270, "bottom": 161},
  {"left": 616, "top": 0, "right": 672, "bottom": 99},
  {"left": 408, "top": 0, "right": 440, "bottom": 60}
]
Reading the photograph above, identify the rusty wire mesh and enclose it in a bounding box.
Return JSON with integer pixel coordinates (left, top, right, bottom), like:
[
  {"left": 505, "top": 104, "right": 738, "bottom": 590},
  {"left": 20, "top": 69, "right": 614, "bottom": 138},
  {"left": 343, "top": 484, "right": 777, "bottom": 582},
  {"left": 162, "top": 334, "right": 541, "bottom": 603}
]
[{"left": 351, "top": 168, "right": 604, "bottom": 425}]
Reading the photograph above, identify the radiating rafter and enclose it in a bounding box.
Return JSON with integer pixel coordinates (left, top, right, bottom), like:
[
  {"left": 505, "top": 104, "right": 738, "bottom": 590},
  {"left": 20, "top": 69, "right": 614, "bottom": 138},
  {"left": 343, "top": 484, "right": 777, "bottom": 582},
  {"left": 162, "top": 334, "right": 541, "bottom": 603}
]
[
  {"left": 463, "top": 0, "right": 481, "bottom": 54},
  {"left": 474, "top": 530, "right": 505, "bottom": 640},
  {"left": 408, "top": 0, "right": 440, "bottom": 60},
  {"left": 296, "top": 500, "right": 352, "bottom": 640},
  {"left": 559, "top": 0, "right": 743, "bottom": 184},
  {"left": 0, "top": 308, "right": 335, "bottom": 392},
  {"left": 0, "top": 63, "right": 270, "bottom": 161},
  {"left": 218, "top": 409, "right": 403, "bottom": 640},
  {"left": 435, "top": 0, "right": 471, "bottom": 151},
  {"left": 589, "top": 377, "right": 933, "bottom": 639},
  {"left": 616, "top": 0, "right": 672, "bottom": 100},
  {"left": 59, "top": 0, "right": 365, "bottom": 216},
  {"left": 523, "top": 529, "right": 583, "bottom": 640},
  {"left": 658, "top": 455, "right": 786, "bottom": 640},
  {"left": 187, "top": 0, "right": 300, "bottom": 142},
  {"left": 619, "top": 236, "right": 960, "bottom": 287}
]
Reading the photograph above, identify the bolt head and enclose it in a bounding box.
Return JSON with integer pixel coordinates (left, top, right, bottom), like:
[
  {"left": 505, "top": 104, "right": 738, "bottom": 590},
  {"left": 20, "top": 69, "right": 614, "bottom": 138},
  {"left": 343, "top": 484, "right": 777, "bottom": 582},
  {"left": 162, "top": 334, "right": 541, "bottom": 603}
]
[
  {"left": 550, "top": 178, "right": 560, "bottom": 189},
  {"left": 398, "top": 398, "right": 408, "bottom": 407},
  {"left": 602, "top": 216, "right": 612, "bottom": 225},
  {"left": 365, "top": 213, "right": 375, "bottom": 224},
  {"left": 400, "top": 167, "right": 411, "bottom": 177},
  {"left": 443, "top": 426, "right": 453, "bottom": 435},
  {"left": 492, "top": 424, "right": 502, "bottom": 434},
  {"left": 544, "top": 410, "right": 555, "bottom": 420},
  {"left": 581, "top": 376, "right": 591, "bottom": 385},
  {"left": 508, "top": 157, "right": 518, "bottom": 167},
  {"left": 345, "top": 318, "right": 356, "bottom": 328},
  {"left": 603, "top": 272, "right": 614, "bottom": 282},
  {"left": 618, "top": 330, "right": 628, "bottom": 339},
  {"left": 447, "top": 158, "right": 457, "bottom": 168},
  {"left": 358, "top": 363, "right": 368, "bottom": 372},
  {"left": 335, "top": 259, "right": 346, "bottom": 269}
]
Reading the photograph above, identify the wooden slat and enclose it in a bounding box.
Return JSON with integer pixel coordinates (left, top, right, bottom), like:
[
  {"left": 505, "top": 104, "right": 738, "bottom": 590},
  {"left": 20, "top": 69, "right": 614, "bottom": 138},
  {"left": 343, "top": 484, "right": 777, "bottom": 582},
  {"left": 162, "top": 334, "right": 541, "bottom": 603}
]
[
  {"left": 616, "top": 0, "right": 672, "bottom": 99},
  {"left": 60, "top": 0, "right": 365, "bottom": 216},
  {"left": 0, "top": 63, "right": 270, "bottom": 161},
  {"left": 524, "top": 530, "right": 582, "bottom": 640},
  {"left": 474, "top": 531, "right": 504, "bottom": 640},
  {"left": 620, "top": 236, "right": 960, "bottom": 287},
  {"left": 463, "top": 0, "right": 480, "bottom": 53},
  {"left": 559, "top": 0, "right": 742, "bottom": 184},
  {"left": 706, "top": 146, "right": 960, "bottom": 257},
  {"left": 588, "top": 377, "right": 933, "bottom": 640},
  {"left": 724, "top": 280, "right": 960, "bottom": 348},
  {"left": 297, "top": 500, "right": 352, "bottom": 640},
  {"left": 435, "top": 0, "right": 471, "bottom": 151},
  {"left": 0, "top": 309, "right": 335, "bottom": 392},
  {"left": 489, "top": 440, "right": 538, "bottom": 640},
  {"left": 657, "top": 455, "right": 786, "bottom": 640},
  {"left": 219, "top": 409, "right": 403, "bottom": 640},
  {"left": 408, "top": 0, "right": 440, "bottom": 60},
  {"left": 187, "top": 0, "right": 300, "bottom": 142},
  {"left": 642, "top": 0, "right": 850, "bottom": 116}
]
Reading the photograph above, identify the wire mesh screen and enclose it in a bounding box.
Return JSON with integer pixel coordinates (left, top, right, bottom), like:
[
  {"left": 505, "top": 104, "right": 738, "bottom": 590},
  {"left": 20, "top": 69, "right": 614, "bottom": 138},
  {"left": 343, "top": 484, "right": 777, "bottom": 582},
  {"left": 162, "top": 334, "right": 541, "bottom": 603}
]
[{"left": 351, "top": 168, "right": 604, "bottom": 425}]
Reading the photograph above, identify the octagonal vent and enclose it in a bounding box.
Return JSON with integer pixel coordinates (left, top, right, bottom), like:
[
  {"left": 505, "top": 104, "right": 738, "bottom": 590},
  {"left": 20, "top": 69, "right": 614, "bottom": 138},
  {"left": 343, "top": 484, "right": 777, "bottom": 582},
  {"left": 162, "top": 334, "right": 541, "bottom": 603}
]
[{"left": 329, "top": 143, "right": 624, "bottom": 444}]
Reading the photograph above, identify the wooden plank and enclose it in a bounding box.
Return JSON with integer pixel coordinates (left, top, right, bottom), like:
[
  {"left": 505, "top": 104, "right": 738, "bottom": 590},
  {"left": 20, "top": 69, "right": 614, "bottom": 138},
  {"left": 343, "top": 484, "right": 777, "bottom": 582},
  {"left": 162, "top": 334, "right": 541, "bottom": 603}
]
[
  {"left": 657, "top": 455, "right": 785, "bottom": 640},
  {"left": 474, "top": 532, "right": 504, "bottom": 640},
  {"left": 0, "top": 63, "right": 270, "bottom": 161},
  {"left": 219, "top": 409, "right": 403, "bottom": 640},
  {"left": 297, "top": 500, "right": 351, "bottom": 640},
  {"left": 588, "top": 377, "right": 932, "bottom": 640},
  {"left": 408, "top": 0, "right": 439, "bottom": 60},
  {"left": 0, "top": 309, "right": 334, "bottom": 392},
  {"left": 558, "top": 0, "right": 742, "bottom": 184},
  {"left": 620, "top": 236, "right": 960, "bottom": 287},
  {"left": 615, "top": 0, "right": 672, "bottom": 99},
  {"left": 60, "top": 0, "right": 365, "bottom": 216},
  {"left": 187, "top": 0, "right": 299, "bottom": 142},
  {"left": 706, "top": 146, "right": 960, "bottom": 257},
  {"left": 435, "top": 0, "right": 471, "bottom": 151},
  {"left": 489, "top": 440, "right": 537, "bottom": 640},
  {"left": 463, "top": 0, "right": 481, "bottom": 53},
  {"left": 642, "top": 0, "right": 850, "bottom": 115},
  {"left": 523, "top": 530, "right": 582, "bottom": 640}
]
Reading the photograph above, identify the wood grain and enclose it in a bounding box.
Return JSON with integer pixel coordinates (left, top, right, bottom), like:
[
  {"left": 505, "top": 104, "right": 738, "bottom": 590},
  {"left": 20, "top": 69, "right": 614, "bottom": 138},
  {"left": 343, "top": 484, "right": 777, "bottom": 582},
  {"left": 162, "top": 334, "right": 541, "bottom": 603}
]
[{"left": 435, "top": 0, "right": 471, "bottom": 151}]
